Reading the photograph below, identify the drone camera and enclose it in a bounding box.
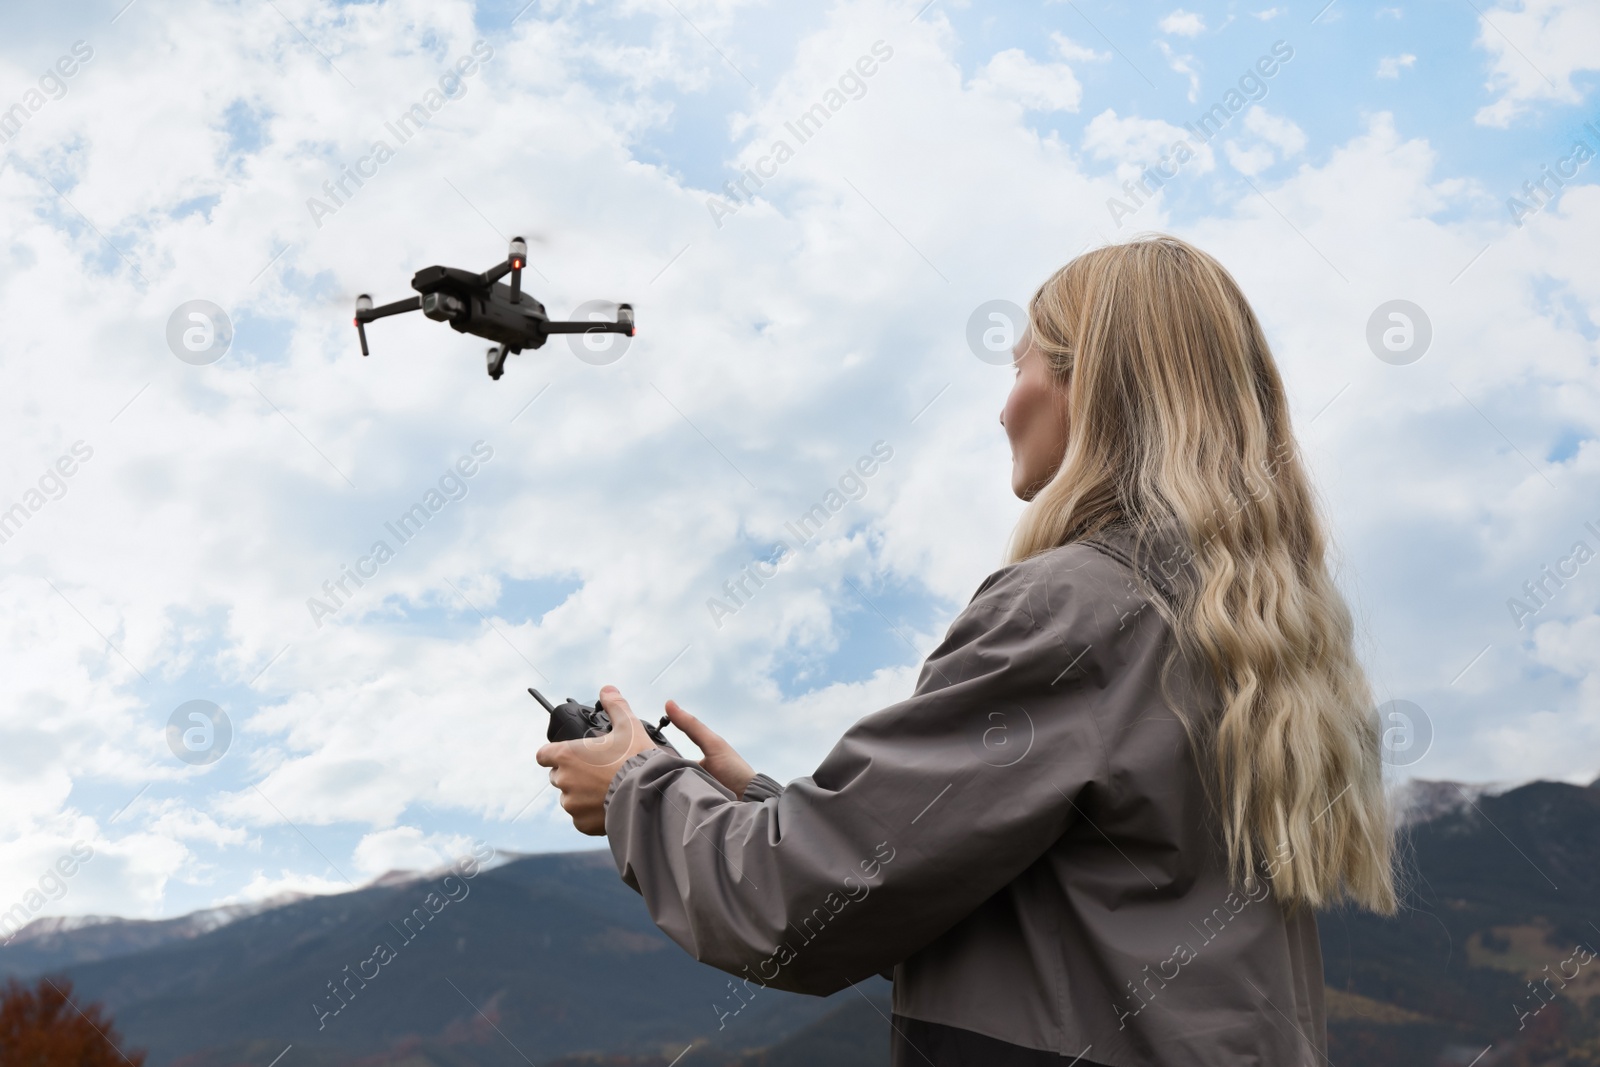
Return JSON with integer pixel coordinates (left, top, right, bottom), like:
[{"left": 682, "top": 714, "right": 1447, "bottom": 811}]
[{"left": 421, "top": 292, "right": 466, "bottom": 322}]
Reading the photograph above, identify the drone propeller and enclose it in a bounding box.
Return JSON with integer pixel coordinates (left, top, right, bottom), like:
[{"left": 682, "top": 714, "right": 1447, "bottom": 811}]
[{"left": 508, "top": 236, "right": 526, "bottom": 304}]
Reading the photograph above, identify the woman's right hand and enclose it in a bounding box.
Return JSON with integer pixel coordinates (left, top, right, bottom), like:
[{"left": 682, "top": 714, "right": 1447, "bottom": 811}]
[{"left": 664, "top": 700, "right": 756, "bottom": 799}]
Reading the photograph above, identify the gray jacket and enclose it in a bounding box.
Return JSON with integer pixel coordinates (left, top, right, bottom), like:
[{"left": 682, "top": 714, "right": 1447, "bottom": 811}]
[{"left": 605, "top": 530, "right": 1326, "bottom": 1066}]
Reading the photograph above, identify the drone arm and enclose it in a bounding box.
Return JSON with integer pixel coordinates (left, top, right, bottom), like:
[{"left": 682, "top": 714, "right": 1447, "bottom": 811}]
[
  {"left": 481, "top": 238, "right": 529, "bottom": 302},
  {"left": 542, "top": 321, "right": 631, "bottom": 335},
  {"left": 354, "top": 295, "right": 422, "bottom": 356},
  {"left": 478, "top": 259, "right": 513, "bottom": 286},
  {"left": 542, "top": 304, "right": 635, "bottom": 337},
  {"left": 363, "top": 296, "right": 424, "bottom": 321}
]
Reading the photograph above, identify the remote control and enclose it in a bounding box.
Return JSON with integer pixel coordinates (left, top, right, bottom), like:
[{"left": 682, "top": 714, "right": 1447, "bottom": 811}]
[{"left": 528, "top": 688, "right": 672, "bottom": 747}]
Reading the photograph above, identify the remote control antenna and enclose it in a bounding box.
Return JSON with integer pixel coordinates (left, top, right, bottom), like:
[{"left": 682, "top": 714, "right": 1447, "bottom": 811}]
[{"left": 527, "top": 687, "right": 556, "bottom": 713}]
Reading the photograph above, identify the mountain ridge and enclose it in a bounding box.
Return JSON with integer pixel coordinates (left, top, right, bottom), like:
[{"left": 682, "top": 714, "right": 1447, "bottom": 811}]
[
  {"left": 11, "top": 775, "right": 1590, "bottom": 970},
  {"left": 3, "top": 777, "right": 1597, "bottom": 1066}
]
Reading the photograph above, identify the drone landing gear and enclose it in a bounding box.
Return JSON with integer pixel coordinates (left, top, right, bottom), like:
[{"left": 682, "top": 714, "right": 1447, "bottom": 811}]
[{"left": 487, "top": 343, "right": 510, "bottom": 380}]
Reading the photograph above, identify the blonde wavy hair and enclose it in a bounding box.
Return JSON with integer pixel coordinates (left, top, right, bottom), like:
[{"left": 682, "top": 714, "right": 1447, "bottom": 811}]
[{"left": 1007, "top": 234, "right": 1396, "bottom": 914}]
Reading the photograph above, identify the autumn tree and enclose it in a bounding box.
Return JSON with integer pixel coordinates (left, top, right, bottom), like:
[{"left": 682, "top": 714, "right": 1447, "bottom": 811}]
[{"left": 0, "top": 975, "right": 146, "bottom": 1066}]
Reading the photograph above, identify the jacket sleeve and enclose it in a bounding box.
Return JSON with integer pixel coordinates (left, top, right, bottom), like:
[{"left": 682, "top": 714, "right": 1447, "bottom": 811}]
[
  {"left": 603, "top": 547, "right": 1137, "bottom": 995},
  {"left": 739, "top": 773, "right": 785, "bottom": 803}
]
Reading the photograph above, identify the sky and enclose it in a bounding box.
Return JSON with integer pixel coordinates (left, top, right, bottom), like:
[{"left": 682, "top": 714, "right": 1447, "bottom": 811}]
[{"left": 0, "top": 0, "right": 1596, "bottom": 922}]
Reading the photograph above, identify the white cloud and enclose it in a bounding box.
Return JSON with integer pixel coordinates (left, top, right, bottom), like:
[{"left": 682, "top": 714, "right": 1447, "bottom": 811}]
[
  {"left": 969, "top": 47, "right": 1085, "bottom": 112},
  {"left": 1225, "top": 142, "right": 1275, "bottom": 176},
  {"left": 1252, "top": 6, "right": 1285, "bottom": 18},
  {"left": 1159, "top": 9, "right": 1206, "bottom": 36},
  {"left": 1225, "top": 105, "right": 1308, "bottom": 175},
  {"left": 145, "top": 801, "right": 252, "bottom": 848},
  {"left": 1473, "top": 0, "right": 1600, "bottom": 126},
  {"left": 1245, "top": 107, "right": 1308, "bottom": 155},
  {"left": 1084, "top": 108, "right": 1217, "bottom": 181},
  {"left": 0, "top": 0, "right": 1598, "bottom": 921},
  {"left": 219, "top": 870, "right": 352, "bottom": 906},
  {"left": 1157, "top": 40, "right": 1202, "bottom": 102},
  {"left": 1051, "top": 33, "right": 1108, "bottom": 64},
  {"left": 1377, "top": 53, "right": 1417, "bottom": 79},
  {"left": 1532, "top": 614, "right": 1600, "bottom": 679},
  {"left": 351, "top": 826, "right": 480, "bottom": 879}
]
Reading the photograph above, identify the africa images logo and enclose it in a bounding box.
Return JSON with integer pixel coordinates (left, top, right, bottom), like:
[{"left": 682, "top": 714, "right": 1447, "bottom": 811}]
[
  {"left": 166, "top": 300, "right": 233, "bottom": 365},
  {"left": 166, "top": 700, "right": 232, "bottom": 765}
]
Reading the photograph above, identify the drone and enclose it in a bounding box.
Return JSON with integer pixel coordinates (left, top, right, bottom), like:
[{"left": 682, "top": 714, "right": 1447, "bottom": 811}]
[{"left": 353, "top": 236, "right": 635, "bottom": 379}]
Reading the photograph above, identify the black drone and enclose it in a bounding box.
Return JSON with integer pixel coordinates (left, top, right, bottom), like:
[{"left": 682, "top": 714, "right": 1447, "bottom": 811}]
[{"left": 354, "top": 237, "right": 634, "bottom": 379}]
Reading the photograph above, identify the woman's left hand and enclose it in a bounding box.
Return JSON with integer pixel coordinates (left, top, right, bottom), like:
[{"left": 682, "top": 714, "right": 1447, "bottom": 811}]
[{"left": 535, "top": 685, "right": 657, "bottom": 836}]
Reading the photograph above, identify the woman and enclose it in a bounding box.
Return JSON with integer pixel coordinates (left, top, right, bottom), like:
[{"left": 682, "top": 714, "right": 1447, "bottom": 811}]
[{"left": 538, "top": 235, "right": 1397, "bottom": 1066}]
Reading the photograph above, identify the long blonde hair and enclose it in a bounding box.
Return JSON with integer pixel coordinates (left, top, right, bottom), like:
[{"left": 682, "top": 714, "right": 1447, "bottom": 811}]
[{"left": 1007, "top": 234, "right": 1396, "bottom": 914}]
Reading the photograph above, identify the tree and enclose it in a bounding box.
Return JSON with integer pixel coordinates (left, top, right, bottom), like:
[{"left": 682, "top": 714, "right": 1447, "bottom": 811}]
[{"left": 0, "top": 975, "right": 146, "bottom": 1066}]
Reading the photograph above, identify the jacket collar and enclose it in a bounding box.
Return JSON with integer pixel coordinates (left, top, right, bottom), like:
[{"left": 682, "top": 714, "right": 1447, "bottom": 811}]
[{"left": 1078, "top": 523, "right": 1194, "bottom": 608}]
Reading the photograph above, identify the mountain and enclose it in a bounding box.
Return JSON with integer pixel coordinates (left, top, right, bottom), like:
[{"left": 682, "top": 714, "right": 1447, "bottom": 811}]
[
  {"left": 1326, "top": 777, "right": 1600, "bottom": 1065},
  {"left": 1390, "top": 777, "right": 1505, "bottom": 828},
  {"left": 2, "top": 849, "right": 883, "bottom": 1066},
  {"left": 3, "top": 778, "right": 1598, "bottom": 1066},
  {"left": 0, "top": 896, "right": 304, "bottom": 979}
]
